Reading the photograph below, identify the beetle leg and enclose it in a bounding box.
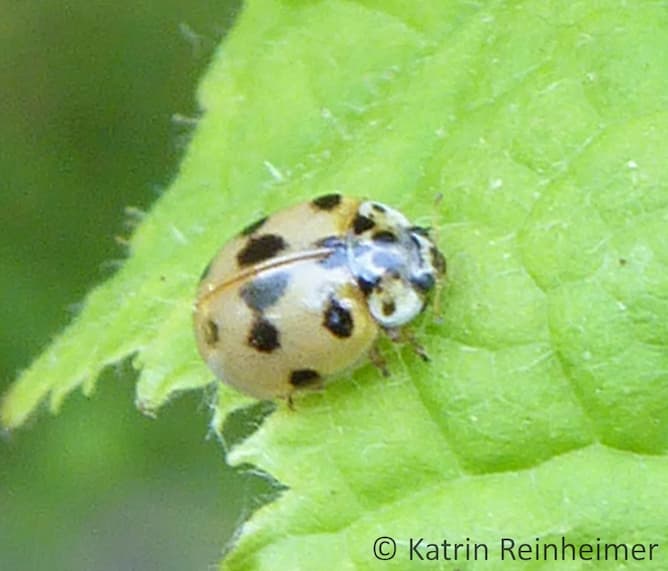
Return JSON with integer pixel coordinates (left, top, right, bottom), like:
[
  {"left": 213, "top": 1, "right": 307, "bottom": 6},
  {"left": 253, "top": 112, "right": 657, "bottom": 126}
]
[
  {"left": 369, "top": 344, "right": 390, "bottom": 377},
  {"left": 385, "top": 327, "right": 430, "bottom": 362}
]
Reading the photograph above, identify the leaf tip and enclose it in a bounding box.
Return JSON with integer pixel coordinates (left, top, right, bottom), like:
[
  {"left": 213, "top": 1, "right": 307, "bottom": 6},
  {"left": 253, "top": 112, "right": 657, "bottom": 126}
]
[{"left": 1, "top": 383, "right": 33, "bottom": 431}]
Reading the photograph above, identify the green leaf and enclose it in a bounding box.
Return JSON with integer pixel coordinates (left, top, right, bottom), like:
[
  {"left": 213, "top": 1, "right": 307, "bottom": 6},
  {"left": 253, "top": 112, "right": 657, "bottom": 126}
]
[{"left": 4, "top": 0, "right": 668, "bottom": 569}]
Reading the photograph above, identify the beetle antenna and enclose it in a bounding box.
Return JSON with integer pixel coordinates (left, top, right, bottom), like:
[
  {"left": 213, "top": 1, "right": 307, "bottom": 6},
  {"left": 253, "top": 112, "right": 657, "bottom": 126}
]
[{"left": 431, "top": 192, "right": 445, "bottom": 322}]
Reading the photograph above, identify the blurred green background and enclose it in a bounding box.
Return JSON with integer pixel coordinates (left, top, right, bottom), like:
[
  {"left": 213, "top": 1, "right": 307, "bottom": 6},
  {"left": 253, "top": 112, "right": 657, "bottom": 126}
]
[{"left": 0, "top": 2, "right": 271, "bottom": 569}]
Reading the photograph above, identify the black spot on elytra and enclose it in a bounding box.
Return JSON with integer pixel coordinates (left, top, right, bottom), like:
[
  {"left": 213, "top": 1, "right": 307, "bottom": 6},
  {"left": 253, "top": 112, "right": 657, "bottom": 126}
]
[
  {"left": 353, "top": 214, "right": 375, "bottom": 234},
  {"left": 372, "top": 230, "right": 397, "bottom": 243},
  {"left": 198, "top": 259, "right": 213, "bottom": 282},
  {"left": 289, "top": 369, "right": 321, "bottom": 387},
  {"left": 357, "top": 276, "right": 379, "bottom": 296},
  {"left": 203, "top": 319, "right": 219, "bottom": 346},
  {"left": 237, "top": 234, "right": 287, "bottom": 267},
  {"left": 239, "top": 272, "right": 290, "bottom": 311},
  {"left": 371, "top": 203, "right": 386, "bottom": 213},
  {"left": 323, "top": 297, "right": 354, "bottom": 338},
  {"left": 382, "top": 300, "right": 396, "bottom": 316},
  {"left": 312, "top": 193, "right": 342, "bottom": 210},
  {"left": 240, "top": 215, "right": 268, "bottom": 237},
  {"left": 248, "top": 317, "right": 280, "bottom": 352}
]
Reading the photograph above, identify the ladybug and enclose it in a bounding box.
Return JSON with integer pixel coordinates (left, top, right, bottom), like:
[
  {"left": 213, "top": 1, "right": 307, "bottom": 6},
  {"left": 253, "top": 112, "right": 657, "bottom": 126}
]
[{"left": 194, "top": 194, "right": 445, "bottom": 400}]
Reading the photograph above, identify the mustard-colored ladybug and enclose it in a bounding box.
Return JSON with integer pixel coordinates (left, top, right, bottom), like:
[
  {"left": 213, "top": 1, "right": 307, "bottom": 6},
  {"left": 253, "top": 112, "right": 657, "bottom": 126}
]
[{"left": 194, "top": 194, "right": 445, "bottom": 400}]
